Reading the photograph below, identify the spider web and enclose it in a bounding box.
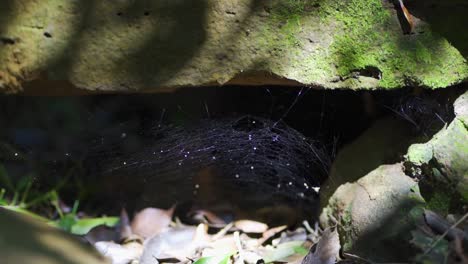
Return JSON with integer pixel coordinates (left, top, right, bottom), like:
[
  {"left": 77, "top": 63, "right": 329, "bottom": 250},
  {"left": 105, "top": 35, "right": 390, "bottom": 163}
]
[{"left": 88, "top": 115, "right": 327, "bottom": 210}]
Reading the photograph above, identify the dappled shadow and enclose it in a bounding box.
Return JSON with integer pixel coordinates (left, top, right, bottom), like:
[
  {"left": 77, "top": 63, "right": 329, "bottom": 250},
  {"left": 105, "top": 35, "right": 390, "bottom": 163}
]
[
  {"left": 0, "top": 0, "right": 14, "bottom": 43},
  {"left": 342, "top": 199, "right": 422, "bottom": 262},
  {"left": 46, "top": 1, "right": 208, "bottom": 88},
  {"left": 113, "top": 1, "right": 208, "bottom": 87},
  {"left": 45, "top": 1, "right": 96, "bottom": 79},
  {"left": 0, "top": 0, "right": 210, "bottom": 90},
  {"left": 407, "top": 0, "right": 468, "bottom": 59},
  {"left": 0, "top": 0, "right": 465, "bottom": 90}
]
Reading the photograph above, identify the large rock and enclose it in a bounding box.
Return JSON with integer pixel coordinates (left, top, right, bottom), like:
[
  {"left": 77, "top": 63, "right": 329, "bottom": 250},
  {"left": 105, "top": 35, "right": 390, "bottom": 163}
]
[
  {"left": 0, "top": 0, "right": 467, "bottom": 93},
  {"left": 320, "top": 117, "right": 415, "bottom": 207},
  {"left": 320, "top": 164, "right": 425, "bottom": 262},
  {"left": 405, "top": 91, "right": 468, "bottom": 202},
  {"left": 0, "top": 208, "right": 108, "bottom": 264}
]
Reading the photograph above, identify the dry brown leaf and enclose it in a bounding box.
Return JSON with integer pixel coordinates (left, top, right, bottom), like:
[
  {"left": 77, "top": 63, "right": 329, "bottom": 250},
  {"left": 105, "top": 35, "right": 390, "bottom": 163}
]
[
  {"left": 85, "top": 225, "right": 120, "bottom": 244},
  {"left": 397, "top": 0, "right": 414, "bottom": 33},
  {"left": 234, "top": 220, "right": 268, "bottom": 233},
  {"left": 120, "top": 208, "right": 133, "bottom": 241},
  {"left": 301, "top": 228, "right": 340, "bottom": 264},
  {"left": 191, "top": 209, "right": 227, "bottom": 226},
  {"left": 131, "top": 206, "right": 175, "bottom": 239}
]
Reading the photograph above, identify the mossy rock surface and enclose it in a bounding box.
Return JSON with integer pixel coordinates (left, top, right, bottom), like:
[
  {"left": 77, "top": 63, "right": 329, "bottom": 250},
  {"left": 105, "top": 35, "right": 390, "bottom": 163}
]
[
  {"left": 0, "top": 0, "right": 467, "bottom": 93},
  {"left": 320, "top": 164, "right": 425, "bottom": 262},
  {"left": 320, "top": 117, "right": 415, "bottom": 207},
  {"left": 405, "top": 90, "right": 468, "bottom": 202}
]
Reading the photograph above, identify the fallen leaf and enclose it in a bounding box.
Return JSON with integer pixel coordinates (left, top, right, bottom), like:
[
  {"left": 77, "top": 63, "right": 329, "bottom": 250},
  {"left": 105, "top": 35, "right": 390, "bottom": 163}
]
[
  {"left": 397, "top": 0, "right": 414, "bottom": 33},
  {"left": 95, "top": 241, "right": 143, "bottom": 264},
  {"left": 71, "top": 217, "right": 120, "bottom": 236},
  {"left": 202, "top": 236, "right": 237, "bottom": 257},
  {"left": 131, "top": 206, "right": 174, "bottom": 238},
  {"left": 194, "top": 253, "right": 232, "bottom": 264},
  {"left": 242, "top": 250, "right": 263, "bottom": 264},
  {"left": 262, "top": 241, "right": 304, "bottom": 263},
  {"left": 278, "top": 227, "right": 307, "bottom": 244},
  {"left": 85, "top": 225, "right": 120, "bottom": 244},
  {"left": 191, "top": 209, "right": 227, "bottom": 226},
  {"left": 120, "top": 208, "right": 133, "bottom": 240},
  {"left": 139, "top": 226, "right": 198, "bottom": 264},
  {"left": 234, "top": 220, "right": 268, "bottom": 233},
  {"left": 301, "top": 228, "right": 340, "bottom": 264}
]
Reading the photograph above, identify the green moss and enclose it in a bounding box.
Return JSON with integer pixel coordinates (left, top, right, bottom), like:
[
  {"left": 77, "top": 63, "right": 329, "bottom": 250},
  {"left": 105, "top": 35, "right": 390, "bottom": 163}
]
[
  {"left": 2, "top": 0, "right": 467, "bottom": 91},
  {"left": 409, "top": 185, "right": 426, "bottom": 204},
  {"left": 319, "top": 0, "right": 468, "bottom": 89},
  {"left": 340, "top": 204, "right": 355, "bottom": 251},
  {"left": 457, "top": 177, "right": 468, "bottom": 203},
  {"left": 269, "top": 0, "right": 310, "bottom": 48},
  {"left": 427, "top": 192, "right": 451, "bottom": 215},
  {"left": 406, "top": 143, "right": 433, "bottom": 166}
]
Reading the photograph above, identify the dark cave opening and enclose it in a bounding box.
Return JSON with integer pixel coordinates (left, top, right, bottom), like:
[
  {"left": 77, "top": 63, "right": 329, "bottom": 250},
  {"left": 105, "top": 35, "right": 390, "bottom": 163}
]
[{"left": 0, "top": 85, "right": 463, "bottom": 226}]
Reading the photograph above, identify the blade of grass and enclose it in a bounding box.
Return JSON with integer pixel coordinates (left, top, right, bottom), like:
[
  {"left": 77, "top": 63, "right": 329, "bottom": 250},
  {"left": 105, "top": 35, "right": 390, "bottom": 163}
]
[{"left": 19, "top": 177, "right": 33, "bottom": 206}]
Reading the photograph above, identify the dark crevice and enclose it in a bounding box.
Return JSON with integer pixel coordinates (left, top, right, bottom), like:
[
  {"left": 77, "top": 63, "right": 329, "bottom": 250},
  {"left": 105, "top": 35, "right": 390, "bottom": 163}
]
[
  {"left": 0, "top": 85, "right": 464, "bottom": 224},
  {"left": 0, "top": 36, "right": 17, "bottom": 45}
]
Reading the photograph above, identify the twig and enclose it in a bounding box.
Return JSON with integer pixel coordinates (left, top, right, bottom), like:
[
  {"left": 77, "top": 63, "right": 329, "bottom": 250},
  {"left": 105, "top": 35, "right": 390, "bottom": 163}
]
[
  {"left": 423, "top": 212, "right": 468, "bottom": 255},
  {"left": 234, "top": 231, "right": 244, "bottom": 264},
  {"left": 212, "top": 222, "right": 234, "bottom": 241},
  {"left": 258, "top": 225, "right": 287, "bottom": 245},
  {"left": 424, "top": 210, "right": 465, "bottom": 241},
  {"left": 302, "top": 220, "right": 315, "bottom": 234},
  {"left": 342, "top": 252, "right": 373, "bottom": 264}
]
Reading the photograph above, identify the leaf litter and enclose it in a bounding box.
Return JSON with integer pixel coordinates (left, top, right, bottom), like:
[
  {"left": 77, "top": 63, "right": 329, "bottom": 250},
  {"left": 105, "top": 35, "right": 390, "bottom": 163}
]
[
  {"left": 90, "top": 205, "right": 337, "bottom": 264},
  {"left": 1, "top": 185, "right": 344, "bottom": 264}
]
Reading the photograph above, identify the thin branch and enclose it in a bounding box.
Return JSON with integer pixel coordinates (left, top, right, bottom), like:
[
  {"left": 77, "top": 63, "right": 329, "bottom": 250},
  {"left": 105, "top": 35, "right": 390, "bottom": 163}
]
[{"left": 423, "top": 212, "right": 468, "bottom": 255}]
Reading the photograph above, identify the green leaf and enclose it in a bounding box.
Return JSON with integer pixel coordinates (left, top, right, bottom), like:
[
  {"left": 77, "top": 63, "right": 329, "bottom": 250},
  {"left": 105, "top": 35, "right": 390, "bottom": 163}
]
[
  {"left": 57, "top": 214, "right": 77, "bottom": 232},
  {"left": 69, "top": 216, "right": 120, "bottom": 235},
  {"left": 193, "top": 254, "right": 232, "bottom": 264},
  {"left": 263, "top": 241, "right": 304, "bottom": 263},
  {"left": 293, "top": 245, "right": 309, "bottom": 255}
]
